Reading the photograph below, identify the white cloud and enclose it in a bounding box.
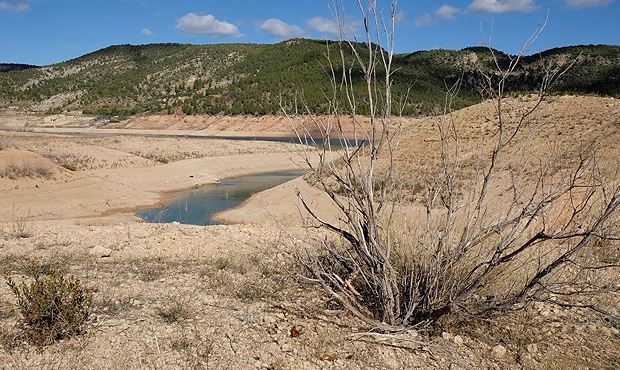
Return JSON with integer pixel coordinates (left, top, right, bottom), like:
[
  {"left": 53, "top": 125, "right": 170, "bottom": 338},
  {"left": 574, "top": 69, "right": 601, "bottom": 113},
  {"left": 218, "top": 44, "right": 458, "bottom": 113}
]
[
  {"left": 414, "top": 13, "right": 436, "bottom": 27},
  {"left": 395, "top": 10, "right": 406, "bottom": 24},
  {"left": 415, "top": 4, "right": 461, "bottom": 27},
  {"left": 468, "top": 0, "right": 537, "bottom": 13},
  {"left": 306, "top": 16, "right": 360, "bottom": 36},
  {"left": 0, "top": 0, "right": 29, "bottom": 12},
  {"left": 436, "top": 5, "right": 460, "bottom": 19},
  {"left": 176, "top": 13, "right": 240, "bottom": 36},
  {"left": 566, "top": 0, "right": 614, "bottom": 8},
  {"left": 306, "top": 16, "right": 340, "bottom": 35},
  {"left": 140, "top": 28, "right": 154, "bottom": 37},
  {"left": 259, "top": 18, "right": 304, "bottom": 38}
]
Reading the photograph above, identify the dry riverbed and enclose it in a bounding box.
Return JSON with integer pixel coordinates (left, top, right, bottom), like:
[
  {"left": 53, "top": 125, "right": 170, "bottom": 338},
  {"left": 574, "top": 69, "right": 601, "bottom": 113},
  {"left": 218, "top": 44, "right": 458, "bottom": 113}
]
[{"left": 1, "top": 96, "right": 620, "bottom": 368}]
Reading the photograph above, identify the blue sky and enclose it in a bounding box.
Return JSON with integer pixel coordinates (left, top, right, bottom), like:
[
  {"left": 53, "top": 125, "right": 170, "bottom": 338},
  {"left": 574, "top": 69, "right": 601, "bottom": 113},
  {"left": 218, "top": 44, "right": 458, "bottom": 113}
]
[{"left": 1, "top": 0, "right": 618, "bottom": 65}]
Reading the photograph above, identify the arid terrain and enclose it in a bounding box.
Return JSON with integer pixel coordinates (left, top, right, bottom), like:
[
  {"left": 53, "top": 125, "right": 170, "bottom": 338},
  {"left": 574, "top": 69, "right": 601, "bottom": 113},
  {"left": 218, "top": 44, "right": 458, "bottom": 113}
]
[{"left": 1, "top": 95, "right": 620, "bottom": 369}]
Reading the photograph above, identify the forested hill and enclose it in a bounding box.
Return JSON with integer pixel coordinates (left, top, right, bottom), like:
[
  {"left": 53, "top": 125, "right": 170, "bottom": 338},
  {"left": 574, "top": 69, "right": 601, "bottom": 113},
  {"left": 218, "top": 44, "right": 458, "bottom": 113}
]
[
  {"left": 0, "top": 40, "right": 618, "bottom": 116},
  {"left": 0, "top": 64, "right": 38, "bottom": 73}
]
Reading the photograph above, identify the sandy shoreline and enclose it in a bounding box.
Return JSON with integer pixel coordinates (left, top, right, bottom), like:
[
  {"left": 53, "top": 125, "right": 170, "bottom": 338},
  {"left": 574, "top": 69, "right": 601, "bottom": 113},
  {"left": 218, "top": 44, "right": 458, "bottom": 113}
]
[
  {"left": 0, "top": 128, "right": 316, "bottom": 223},
  {"left": 0, "top": 110, "right": 378, "bottom": 141}
]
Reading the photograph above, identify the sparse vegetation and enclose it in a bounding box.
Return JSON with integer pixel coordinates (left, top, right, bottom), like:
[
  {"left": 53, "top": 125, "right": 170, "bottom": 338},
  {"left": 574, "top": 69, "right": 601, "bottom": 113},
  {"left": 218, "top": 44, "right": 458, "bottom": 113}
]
[
  {"left": 0, "top": 162, "right": 53, "bottom": 179},
  {"left": 5, "top": 264, "right": 93, "bottom": 346},
  {"left": 44, "top": 153, "right": 94, "bottom": 171}
]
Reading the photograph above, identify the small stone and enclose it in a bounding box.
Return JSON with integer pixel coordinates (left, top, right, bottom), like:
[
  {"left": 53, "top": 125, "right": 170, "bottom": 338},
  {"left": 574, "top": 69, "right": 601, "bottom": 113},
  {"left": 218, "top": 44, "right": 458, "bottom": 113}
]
[
  {"left": 320, "top": 354, "right": 336, "bottom": 362},
  {"left": 441, "top": 332, "right": 453, "bottom": 341},
  {"left": 90, "top": 245, "right": 112, "bottom": 258},
  {"left": 527, "top": 344, "right": 538, "bottom": 354},
  {"left": 492, "top": 344, "right": 507, "bottom": 358},
  {"left": 453, "top": 335, "right": 463, "bottom": 346},
  {"left": 281, "top": 343, "right": 294, "bottom": 352}
]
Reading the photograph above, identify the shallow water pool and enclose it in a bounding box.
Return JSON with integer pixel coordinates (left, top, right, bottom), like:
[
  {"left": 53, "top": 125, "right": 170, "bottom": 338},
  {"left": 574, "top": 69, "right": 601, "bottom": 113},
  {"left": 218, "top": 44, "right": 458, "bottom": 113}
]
[{"left": 137, "top": 170, "right": 304, "bottom": 226}]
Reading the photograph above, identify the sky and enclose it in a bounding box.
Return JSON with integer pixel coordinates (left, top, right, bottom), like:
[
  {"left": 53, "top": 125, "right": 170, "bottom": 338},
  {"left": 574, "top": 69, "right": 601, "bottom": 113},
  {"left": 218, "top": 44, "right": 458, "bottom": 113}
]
[{"left": 1, "top": 0, "right": 618, "bottom": 66}]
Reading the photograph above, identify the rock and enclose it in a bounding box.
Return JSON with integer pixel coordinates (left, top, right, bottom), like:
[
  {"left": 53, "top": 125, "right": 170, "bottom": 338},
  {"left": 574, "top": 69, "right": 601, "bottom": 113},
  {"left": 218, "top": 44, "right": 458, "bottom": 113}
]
[
  {"left": 90, "top": 245, "right": 112, "bottom": 258},
  {"left": 453, "top": 335, "right": 464, "bottom": 346},
  {"left": 492, "top": 344, "right": 507, "bottom": 358},
  {"left": 290, "top": 325, "right": 305, "bottom": 337},
  {"left": 441, "top": 332, "right": 453, "bottom": 341},
  {"left": 527, "top": 344, "right": 538, "bottom": 354}
]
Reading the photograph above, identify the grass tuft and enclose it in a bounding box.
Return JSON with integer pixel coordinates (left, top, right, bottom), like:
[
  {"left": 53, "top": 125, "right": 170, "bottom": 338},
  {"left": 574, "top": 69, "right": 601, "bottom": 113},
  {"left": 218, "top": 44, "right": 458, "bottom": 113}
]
[{"left": 156, "top": 298, "right": 192, "bottom": 324}]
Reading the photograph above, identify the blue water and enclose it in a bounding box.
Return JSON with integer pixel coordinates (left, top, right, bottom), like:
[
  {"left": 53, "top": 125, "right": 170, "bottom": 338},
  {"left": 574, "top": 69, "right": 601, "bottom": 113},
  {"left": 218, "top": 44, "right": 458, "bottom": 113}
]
[{"left": 137, "top": 170, "right": 304, "bottom": 226}]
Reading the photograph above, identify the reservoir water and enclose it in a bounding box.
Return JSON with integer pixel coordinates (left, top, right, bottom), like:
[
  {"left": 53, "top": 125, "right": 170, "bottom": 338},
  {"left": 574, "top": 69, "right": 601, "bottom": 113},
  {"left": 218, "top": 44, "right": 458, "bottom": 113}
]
[{"left": 137, "top": 170, "right": 304, "bottom": 226}]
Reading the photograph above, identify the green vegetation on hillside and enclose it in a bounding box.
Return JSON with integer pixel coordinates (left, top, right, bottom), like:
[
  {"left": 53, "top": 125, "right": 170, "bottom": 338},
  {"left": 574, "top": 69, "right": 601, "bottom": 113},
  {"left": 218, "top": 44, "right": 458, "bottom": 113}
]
[{"left": 0, "top": 40, "right": 618, "bottom": 116}]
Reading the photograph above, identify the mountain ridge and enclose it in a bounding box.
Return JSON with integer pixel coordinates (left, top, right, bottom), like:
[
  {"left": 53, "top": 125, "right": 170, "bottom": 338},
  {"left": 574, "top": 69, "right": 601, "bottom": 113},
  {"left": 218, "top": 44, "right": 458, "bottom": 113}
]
[{"left": 1, "top": 39, "right": 618, "bottom": 116}]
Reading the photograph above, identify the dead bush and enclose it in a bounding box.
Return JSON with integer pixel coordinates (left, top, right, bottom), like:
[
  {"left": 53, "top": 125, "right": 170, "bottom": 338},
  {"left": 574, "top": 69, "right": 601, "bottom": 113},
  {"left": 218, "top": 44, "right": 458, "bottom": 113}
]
[
  {"left": 0, "top": 163, "right": 53, "bottom": 179},
  {"left": 294, "top": 2, "right": 620, "bottom": 330},
  {"left": 11, "top": 217, "right": 33, "bottom": 239},
  {"left": 5, "top": 264, "right": 92, "bottom": 346}
]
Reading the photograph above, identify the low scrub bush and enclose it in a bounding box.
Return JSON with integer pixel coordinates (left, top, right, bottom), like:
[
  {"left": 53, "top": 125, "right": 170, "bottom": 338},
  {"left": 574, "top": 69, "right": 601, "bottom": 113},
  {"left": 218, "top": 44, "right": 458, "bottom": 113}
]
[
  {"left": 44, "top": 153, "right": 94, "bottom": 171},
  {"left": 5, "top": 265, "right": 92, "bottom": 346},
  {"left": 0, "top": 163, "right": 53, "bottom": 179}
]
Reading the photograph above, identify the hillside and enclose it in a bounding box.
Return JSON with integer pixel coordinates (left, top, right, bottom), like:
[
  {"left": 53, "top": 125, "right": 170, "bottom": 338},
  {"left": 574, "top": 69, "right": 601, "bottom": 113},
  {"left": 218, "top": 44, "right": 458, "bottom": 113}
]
[{"left": 0, "top": 40, "right": 618, "bottom": 116}]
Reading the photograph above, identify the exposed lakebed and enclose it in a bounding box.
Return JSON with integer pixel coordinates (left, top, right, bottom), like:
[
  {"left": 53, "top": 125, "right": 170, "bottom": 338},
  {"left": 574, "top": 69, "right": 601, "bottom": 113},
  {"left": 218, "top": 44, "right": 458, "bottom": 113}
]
[{"left": 137, "top": 170, "right": 305, "bottom": 225}]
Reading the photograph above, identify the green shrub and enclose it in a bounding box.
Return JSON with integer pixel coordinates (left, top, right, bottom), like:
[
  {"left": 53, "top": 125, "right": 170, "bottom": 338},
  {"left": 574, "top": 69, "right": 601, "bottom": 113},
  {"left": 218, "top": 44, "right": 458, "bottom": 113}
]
[{"left": 6, "top": 265, "right": 92, "bottom": 346}]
